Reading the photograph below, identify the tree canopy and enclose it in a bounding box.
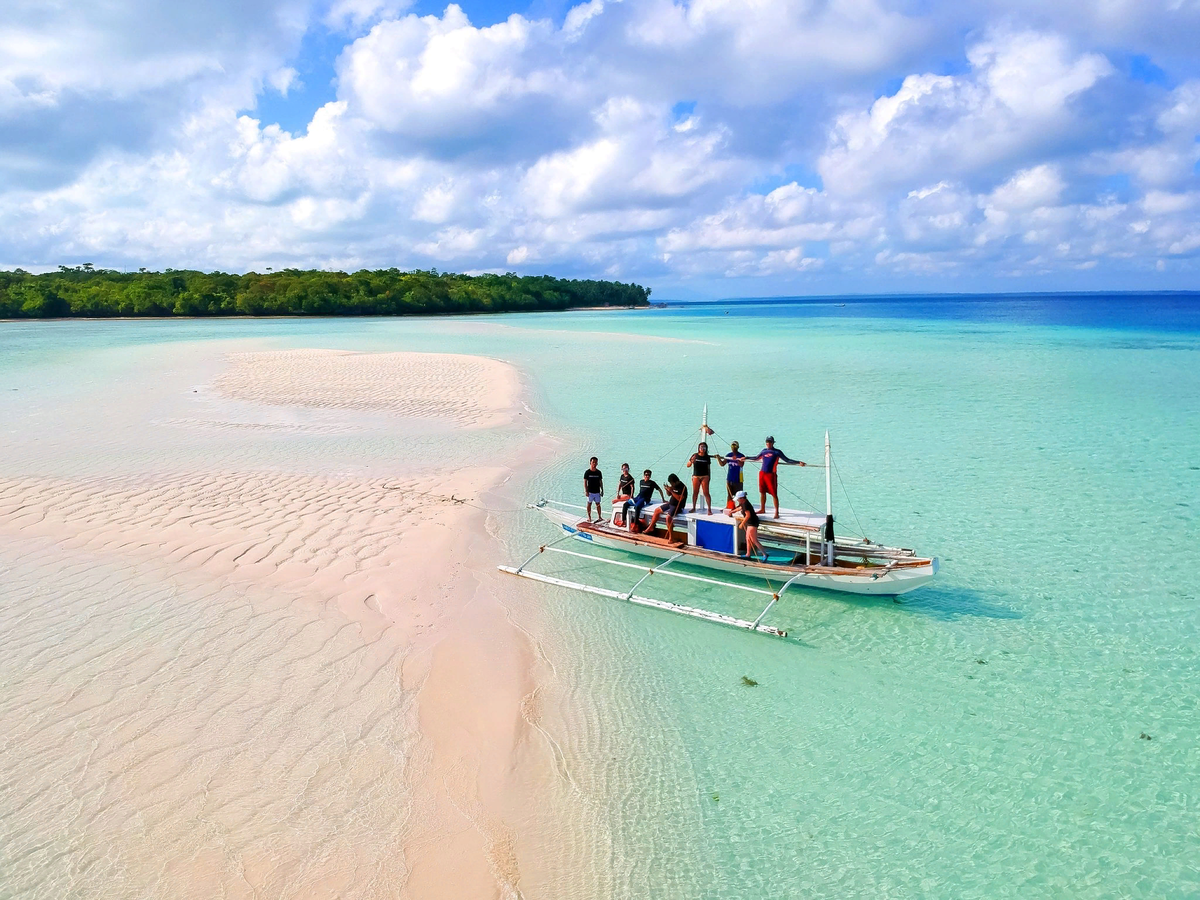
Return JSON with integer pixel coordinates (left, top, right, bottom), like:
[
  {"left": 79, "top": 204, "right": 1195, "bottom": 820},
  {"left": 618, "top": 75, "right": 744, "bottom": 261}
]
[{"left": 0, "top": 267, "right": 652, "bottom": 319}]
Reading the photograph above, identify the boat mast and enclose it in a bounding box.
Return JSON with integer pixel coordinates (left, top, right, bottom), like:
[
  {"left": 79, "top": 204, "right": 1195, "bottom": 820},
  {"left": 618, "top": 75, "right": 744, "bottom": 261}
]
[{"left": 823, "top": 431, "right": 835, "bottom": 564}]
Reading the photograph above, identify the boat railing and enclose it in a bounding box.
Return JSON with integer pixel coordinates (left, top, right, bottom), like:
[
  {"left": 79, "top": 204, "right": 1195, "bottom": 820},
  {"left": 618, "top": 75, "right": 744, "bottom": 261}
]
[{"left": 541, "top": 498, "right": 586, "bottom": 512}]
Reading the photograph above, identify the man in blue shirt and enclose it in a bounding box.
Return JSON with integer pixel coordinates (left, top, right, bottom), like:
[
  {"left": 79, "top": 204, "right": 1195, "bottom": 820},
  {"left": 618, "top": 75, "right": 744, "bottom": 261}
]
[
  {"left": 717, "top": 441, "right": 746, "bottom": 509},
  {"left": 748, "top": 436, "right": 806, "bottom": 519}
]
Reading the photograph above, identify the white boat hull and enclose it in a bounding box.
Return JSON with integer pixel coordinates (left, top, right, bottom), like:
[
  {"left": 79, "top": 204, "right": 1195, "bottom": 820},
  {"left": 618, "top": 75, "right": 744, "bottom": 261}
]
[{"left": 536, "top": 503, "right": 938, "bottom": 597}]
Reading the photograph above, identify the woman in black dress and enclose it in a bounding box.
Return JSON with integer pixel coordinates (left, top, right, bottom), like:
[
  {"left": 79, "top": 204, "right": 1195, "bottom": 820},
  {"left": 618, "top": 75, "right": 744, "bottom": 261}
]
[{"left": 686, "top": 441, "right": 713, "bottom": 515}]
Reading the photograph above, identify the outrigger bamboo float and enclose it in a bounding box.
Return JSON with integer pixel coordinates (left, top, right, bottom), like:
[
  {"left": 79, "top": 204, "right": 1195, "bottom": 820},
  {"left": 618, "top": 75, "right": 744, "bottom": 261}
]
[{"left": 500, "top": 414, "right": 939, "bottom": 638}]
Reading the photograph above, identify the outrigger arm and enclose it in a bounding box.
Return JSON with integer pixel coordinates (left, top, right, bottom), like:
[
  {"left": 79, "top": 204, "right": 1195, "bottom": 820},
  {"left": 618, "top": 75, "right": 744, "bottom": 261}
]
[
  {"left": 623, "top": 552, "right": 684, "bottom": 600},
  {"left": 751, "top": 569, "right": 807, "bottom": 630},
  {"left": 513, "top": 532, "right": 576, "bottom": 574},
  {"left": 499, "top": 544, "right": 788, "bottom": 637}
]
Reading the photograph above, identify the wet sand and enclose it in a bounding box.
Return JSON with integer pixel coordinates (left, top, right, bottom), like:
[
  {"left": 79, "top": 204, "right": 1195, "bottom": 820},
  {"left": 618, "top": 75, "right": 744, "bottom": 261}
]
[{"left": 0, "top": 347, "right": 550, "bottom": 898}]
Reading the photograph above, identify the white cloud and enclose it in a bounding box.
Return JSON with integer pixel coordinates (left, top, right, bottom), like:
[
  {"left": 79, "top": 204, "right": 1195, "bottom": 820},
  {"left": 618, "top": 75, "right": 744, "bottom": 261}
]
[
  {"left": 819, "top": 30, "right": 1113, "bottom": 197},
  {"left": 520, "top": 97, "right": 737, "bottom": 218},
  {"left": 268, "top": 67, "right": 301, "bottom": 96},
  {"left": 1, "top": 2, "right": 1198, "bottom": 287},
  {"left": 337, "top": 5, "right": 581, "bottom": 157},
  {"left": 988, "top": 165, "right": 1066, "bottom": 211}
]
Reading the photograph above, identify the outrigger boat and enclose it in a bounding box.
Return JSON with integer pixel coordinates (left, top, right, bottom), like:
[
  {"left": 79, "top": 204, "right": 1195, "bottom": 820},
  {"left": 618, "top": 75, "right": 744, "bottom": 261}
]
[{"left": 499, "top": 411, "right": 939, "bottom": 638}]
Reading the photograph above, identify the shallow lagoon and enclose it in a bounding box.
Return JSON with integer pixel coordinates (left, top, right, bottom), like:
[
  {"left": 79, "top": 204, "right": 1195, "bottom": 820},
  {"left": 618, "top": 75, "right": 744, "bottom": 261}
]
[{"left": 2, "top": 294, "right": 1198, "bottom": 897}]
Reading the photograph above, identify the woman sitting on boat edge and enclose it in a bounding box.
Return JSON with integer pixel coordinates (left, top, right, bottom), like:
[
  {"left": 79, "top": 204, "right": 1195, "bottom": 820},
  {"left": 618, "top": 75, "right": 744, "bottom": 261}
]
[{"left": 727, "top": 490, "right": 767, "bottom": 561}]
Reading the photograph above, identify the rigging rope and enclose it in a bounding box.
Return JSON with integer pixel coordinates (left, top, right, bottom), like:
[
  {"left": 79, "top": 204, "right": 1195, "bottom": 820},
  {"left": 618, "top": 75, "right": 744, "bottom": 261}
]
[
  {"left": 647, "top": 429, "right": 702, "bottom": 472},
  {"left": 831, "top": 453, "right": 869, "bottom": 540}
]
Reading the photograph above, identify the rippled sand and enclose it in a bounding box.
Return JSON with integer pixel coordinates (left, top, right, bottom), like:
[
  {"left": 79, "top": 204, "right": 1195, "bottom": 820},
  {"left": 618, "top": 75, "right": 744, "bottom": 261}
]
[
  {"left": 0, "top": 470, "right": 499, "bottom": 643},
  {"left": 214, "top": 349, "right": 520, "bottom": 429},
  {"left": 0, "top": 343, "right": 556, "bottom": 899}
]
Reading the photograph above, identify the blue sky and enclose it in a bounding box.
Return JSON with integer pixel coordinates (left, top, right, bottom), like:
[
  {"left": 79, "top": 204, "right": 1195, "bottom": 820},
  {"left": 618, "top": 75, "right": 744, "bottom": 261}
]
[{"left": 2, "top": 0, "right": 1199, "bottom": 295}]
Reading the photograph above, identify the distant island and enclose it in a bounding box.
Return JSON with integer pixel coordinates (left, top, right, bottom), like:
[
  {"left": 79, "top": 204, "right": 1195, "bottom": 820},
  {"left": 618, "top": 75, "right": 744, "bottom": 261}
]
[{"left": 0, "top": 266, "right": 652, "bottom": 318}]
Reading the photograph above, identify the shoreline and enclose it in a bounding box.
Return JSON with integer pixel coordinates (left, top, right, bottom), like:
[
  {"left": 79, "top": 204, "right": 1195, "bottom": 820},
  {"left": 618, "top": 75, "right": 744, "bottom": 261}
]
[{"left": 0, "top": 306, "right": 649, "bottom": 324}]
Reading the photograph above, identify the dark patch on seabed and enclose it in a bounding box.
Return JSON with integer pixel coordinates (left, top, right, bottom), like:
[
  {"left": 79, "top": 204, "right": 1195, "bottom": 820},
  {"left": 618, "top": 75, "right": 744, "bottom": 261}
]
[{"left": 893, "top": 585, "right": 1022, "bottom": 621}]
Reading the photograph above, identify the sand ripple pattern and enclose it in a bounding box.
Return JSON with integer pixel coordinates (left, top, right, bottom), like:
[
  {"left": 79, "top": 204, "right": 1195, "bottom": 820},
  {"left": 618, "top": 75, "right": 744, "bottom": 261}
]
[
  {"left": 0, "top": 471, "right": 498, "bottom": 640},
  {"left": 0, "top": 468, "right": 505, "bottom": 898},
  {"left": 214, "top": 349, "right": 519, "bottom": 428},
  {"left": 0, "top": 539, "right": 417, "bottom": 900}
]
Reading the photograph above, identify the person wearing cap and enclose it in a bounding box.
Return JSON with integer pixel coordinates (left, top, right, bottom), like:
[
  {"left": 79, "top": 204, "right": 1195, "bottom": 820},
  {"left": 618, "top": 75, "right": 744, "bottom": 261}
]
[
  {"left": 716, "top": 441, "right": 747, "bottom": 508},
  {"left": 726, "top": 490, "right": 766, "bottom": 560},
  {"left": 748, "top": 436, "right": 806, "bottom": 519}
]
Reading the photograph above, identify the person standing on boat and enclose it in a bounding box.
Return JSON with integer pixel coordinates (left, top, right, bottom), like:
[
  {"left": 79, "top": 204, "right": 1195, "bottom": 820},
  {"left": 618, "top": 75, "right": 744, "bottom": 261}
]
[
  {"left": 584, "top": 457, "right": 605, "bottom": 523},
  {"left": 748, "top": 436, "right": 806, "bottom": 519},
  {"left": 624, "top": 469, "right": 664, "bottom": 531},
  {"left": 686, "top": 442, "right": 714, "bottom": 515},
  {"left": 716, "top": 441, "right": 746, "bottom": 508},
  {"left": 643, "top": 474, "right": 688, "bottom": 538},
  {"left": 728, "top": 490, "right": 766, "bottom": 560}
]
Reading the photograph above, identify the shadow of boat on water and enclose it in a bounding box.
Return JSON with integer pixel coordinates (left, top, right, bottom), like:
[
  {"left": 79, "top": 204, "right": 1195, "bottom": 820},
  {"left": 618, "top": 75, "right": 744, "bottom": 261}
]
[
  {"left": 780, "top": 583, "right": 1021, "bottom": 623},
  {"left": 885, "top": 584, "right": 1021, "bottom": 621}
]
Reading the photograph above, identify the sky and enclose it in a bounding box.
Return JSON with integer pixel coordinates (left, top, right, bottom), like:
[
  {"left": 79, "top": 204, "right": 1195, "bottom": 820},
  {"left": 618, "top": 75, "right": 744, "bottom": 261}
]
[{"left": 2, "top": 0, "right": 1199, "bottom": 296}]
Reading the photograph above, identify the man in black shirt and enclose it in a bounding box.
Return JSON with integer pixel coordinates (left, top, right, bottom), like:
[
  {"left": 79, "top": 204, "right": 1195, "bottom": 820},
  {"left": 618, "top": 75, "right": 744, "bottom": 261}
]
[
  {"left": 643, "top": 474, "right": 688, "bottom": 537},
  {"left": 584, "top": 457, "right": 604, "bottom": 522},
  {"left": 623, "top": 469, "right": 664, "bottom": 532}
]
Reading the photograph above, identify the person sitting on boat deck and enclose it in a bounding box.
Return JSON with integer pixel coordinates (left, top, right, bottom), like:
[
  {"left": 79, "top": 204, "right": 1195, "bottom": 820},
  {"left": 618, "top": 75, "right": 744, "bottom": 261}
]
[
  {"left": 686, "top": 442, "right": 714, "bottom": 515},
  {"left": 642, "top": 474, "right": 688, "bottom": 538},
  {"left": 616, "top": 463, "right": 635, "bottom": 501},
  {"left": 716, "top": 440, "right": 746, "bottom": 508},
  {"left": 748, "top": 436, "right": 806, "bottom": 519},
  {"left": 623, "top": 469, "right": 664, "bottom": 531},
  {"left": 612, "top": 463, "right": 635, "bottom": 524},
  {"left": 584, "top": 457, "right": 604, "bottom": 523},
  {"left": 727, "top": 490, "right": 767, "bottom": 561}
]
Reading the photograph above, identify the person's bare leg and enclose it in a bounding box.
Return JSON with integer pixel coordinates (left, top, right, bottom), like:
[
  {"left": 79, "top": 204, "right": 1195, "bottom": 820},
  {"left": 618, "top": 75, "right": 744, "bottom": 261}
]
[
  {"left": 772, "top": 491, "right": 781, "bottom": 518},
  {"left": 689, "top": 478, "right": 698, "bottom": 513}
]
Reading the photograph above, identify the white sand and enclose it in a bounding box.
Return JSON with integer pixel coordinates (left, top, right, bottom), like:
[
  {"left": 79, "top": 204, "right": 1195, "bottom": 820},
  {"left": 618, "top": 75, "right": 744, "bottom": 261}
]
[
  {"left": 214, "top": 349, "right": 521, "bottom": 428},
  {"left": 0, "top": 348, "right": 550, "bottom": 899}
]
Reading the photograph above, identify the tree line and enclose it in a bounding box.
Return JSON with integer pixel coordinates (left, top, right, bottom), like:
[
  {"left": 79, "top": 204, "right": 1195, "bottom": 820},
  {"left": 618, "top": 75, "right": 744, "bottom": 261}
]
[{"left": 0, "top": 266, "right": 652, "bottom": 318}]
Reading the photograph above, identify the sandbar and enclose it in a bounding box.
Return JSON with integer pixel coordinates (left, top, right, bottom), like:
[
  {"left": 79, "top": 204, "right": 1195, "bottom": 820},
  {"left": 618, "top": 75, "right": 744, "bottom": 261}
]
[{"left": 0, "top": 346, "right": 551, "bottom": 898}]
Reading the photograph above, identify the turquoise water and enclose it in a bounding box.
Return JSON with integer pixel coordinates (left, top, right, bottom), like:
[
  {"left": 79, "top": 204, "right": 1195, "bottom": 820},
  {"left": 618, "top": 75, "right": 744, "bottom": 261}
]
[{"left": 2, "top": 298, "right": 1198, "bottom": 897}]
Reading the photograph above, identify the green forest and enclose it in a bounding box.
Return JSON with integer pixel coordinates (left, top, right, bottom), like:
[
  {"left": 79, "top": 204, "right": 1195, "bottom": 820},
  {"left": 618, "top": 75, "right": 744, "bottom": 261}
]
[{"left": 0, "top": 266, "right": 652, "bottom": 318}]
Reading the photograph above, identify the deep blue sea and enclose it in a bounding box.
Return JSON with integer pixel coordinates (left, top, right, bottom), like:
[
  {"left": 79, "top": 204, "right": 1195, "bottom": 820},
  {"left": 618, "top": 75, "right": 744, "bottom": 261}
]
[{"left": 666, "top": 292, "right": 1200, "bottom": 332}]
